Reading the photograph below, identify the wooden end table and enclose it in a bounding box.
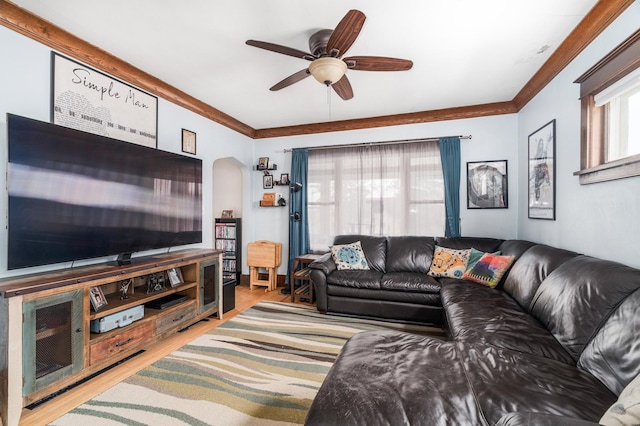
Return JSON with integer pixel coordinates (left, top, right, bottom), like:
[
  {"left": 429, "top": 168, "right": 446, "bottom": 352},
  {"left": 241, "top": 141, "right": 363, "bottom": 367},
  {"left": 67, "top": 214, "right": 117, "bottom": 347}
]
[{"left": 290, "top": 253, "right": 322, "bottom": 303}]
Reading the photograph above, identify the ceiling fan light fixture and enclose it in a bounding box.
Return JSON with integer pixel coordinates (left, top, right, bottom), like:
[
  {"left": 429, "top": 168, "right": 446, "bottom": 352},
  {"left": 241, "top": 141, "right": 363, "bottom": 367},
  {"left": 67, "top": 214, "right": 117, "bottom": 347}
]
[{"left": 309, "top": 57, "right": 347, "bottom": 86}]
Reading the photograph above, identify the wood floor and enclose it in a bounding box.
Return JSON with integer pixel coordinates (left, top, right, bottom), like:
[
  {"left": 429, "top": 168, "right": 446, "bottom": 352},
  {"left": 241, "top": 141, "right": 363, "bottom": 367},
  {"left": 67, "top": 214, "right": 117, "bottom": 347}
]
[{"left": 23, "top": 283, "right": 306, "bottom": 426}]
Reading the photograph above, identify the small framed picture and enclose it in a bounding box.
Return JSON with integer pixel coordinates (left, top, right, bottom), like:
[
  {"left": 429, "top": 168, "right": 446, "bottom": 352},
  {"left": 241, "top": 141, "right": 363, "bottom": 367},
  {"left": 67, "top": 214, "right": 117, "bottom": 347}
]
[
  {"left": 258, "top": 157, "right": 269, "bottom": 170},
  {"left": 167, "top": 268, "right": 184, "bottom": 287},
  {"left": 89, "top": 286, "right": 108, "bottom": 312},
  {"left": 221, "top": 209, "right": 233, "bottom": 218},
  {"left": 182, "top": 129, "right": 196, "bottom": 154},
  {"left": 263, "top": 174, "right": 274, "bottom": 189},
  {"left": 280, "top": 173, "right": 290, "bottom": 185}
]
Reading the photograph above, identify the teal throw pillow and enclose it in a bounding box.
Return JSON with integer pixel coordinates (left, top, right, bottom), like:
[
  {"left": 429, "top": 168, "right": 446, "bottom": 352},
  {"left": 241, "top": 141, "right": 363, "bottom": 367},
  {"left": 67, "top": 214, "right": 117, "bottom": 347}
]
[{"left": 330, "top": 241, "right": 370, "bottom": 270}]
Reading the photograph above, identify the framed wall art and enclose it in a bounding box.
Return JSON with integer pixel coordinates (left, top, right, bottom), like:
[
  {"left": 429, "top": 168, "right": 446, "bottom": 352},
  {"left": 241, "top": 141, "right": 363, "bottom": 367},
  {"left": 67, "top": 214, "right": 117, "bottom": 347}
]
[
  {"left": 51, "top": 53, "right": 158, "bottom": 148},
  {"left": 182, "top": 129, "right": 196, "bottom": 154},
  {"left": 467, "top": 160, "right": 508, "bottom": 209},
  {"left": 528, "top": 119, "right": 556, "bottom": 220},
  {"left": 263, "top": 174, "right": 274, "bottom": 189}
]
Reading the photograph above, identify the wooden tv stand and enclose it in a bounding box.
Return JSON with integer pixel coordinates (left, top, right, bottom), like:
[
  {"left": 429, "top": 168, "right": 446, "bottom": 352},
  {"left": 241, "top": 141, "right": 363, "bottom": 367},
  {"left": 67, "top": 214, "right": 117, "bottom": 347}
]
[{"left": 0, "top": 249, "right": 223, "bottom": 426}]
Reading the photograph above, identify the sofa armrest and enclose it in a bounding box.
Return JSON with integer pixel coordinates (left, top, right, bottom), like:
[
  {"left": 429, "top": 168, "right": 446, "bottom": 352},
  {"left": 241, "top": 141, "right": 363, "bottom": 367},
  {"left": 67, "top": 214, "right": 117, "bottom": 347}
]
[
  {"left": 496, "top": 412, "right": 601, "bottom": 426},
  {"left": 308, "top": 252, "right": 336, "bottom": 275}
]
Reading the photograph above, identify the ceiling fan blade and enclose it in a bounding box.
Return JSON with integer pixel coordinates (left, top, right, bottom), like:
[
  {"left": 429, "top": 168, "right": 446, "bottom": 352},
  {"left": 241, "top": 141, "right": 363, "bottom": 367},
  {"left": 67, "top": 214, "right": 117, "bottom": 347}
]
[
  {"left": 327, "top": 10, "right": 366, "bottom": 57},
  {"left": 270, "top": 69, "right": 311, "bottom": 91},
  {"left": 344, "top": 56, "right": 413, "bottom": 71},
  {"left": 332, "top": 75, "right": 354, "bottom": 100},
  {"left": 246, "top": 40, "right": 313, "bottom": 60}
]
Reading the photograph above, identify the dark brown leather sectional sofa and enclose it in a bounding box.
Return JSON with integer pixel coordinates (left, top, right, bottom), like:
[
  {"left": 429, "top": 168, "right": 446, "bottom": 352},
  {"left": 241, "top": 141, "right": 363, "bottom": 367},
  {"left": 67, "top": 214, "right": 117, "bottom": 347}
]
[{"left": 305, "top": 235, "right": 640, "bottom": 425}]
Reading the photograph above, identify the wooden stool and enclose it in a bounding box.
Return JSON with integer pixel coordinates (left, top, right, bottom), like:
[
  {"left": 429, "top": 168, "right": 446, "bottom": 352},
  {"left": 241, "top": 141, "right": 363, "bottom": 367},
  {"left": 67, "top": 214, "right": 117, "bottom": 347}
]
[{"left": 247, "top": 240, "right": 282, "bottom": 291}]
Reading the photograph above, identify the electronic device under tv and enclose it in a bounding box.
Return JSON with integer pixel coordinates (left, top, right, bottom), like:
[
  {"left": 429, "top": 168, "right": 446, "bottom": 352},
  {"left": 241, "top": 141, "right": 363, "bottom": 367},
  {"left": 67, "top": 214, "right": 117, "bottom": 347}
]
[{"left": 7, "top": 113, "right": 203, "bottom": 270}]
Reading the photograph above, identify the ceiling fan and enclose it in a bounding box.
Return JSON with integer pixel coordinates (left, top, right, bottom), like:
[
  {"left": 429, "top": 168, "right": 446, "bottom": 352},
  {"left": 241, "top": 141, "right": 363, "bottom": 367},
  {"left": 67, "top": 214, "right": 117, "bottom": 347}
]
[{"left": 246, "top": 9, "right": 413, "bottom": 100}]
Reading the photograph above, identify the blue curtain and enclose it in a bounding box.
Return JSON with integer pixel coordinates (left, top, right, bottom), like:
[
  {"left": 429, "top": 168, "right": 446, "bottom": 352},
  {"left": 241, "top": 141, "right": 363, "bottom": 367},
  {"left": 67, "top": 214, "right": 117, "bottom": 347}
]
[
  {"left": 439, "top": 137, "right": 461, "bottom": 237},
  {"left": 287, "top": 148, "right": 310, "bottom": 284}
]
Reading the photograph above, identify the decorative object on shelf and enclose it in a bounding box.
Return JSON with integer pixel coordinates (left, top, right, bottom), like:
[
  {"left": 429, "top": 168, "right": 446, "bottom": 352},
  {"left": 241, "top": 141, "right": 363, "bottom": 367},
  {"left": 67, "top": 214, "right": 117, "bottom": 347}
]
[
  {"left": 528, "top": 119, "right": 556, "bottom": 220},
  {"left": 221, "top": 209, "right": 233, "bottom": 218},
  {"left": 52, "top": 53, "right": 158, "bottom": 148},
  {"left": 277, "top": 193, "right": 286, "bottom": 206},
  {"left": 263, "top": 174, "right": 274, "bottom": 189},
  {"left": 280, "top": 173, "right": 290, "bottom": 185},
  {"left": 260, "top": 192, "right": 276, "bottom": 206},
  {"left": 258, "top": 157, "right": 269, "bottom": 170},
  {"left": 90, "top": 286, "right": 108, "bottom": 312},
  {"left": 467, "top": 160, "right": 508, "bottom": 209},
  {"left": 146, "top": 272, "right": 167, "bottom": 294},
  {"left": 167, "top": 268, "right": 184, "bottom": 287},
  {"left": 181, "top": 128, "right": 196, "bottom": 154},
  {"left": 119, "top": 278, "right": 132, "bottom": 300}
]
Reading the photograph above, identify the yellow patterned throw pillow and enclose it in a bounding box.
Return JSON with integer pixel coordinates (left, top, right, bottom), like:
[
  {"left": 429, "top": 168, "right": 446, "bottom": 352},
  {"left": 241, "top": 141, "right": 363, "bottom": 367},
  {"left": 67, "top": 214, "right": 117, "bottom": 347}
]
[
  {"left": 330, "top": 241, "right": 370, "bottom": 270},
  {"left": 428, "top": 246, "right": 471, "bottom": 278},
  {"left": 462, "top": 252, "right": 514, "bottom": 287}
]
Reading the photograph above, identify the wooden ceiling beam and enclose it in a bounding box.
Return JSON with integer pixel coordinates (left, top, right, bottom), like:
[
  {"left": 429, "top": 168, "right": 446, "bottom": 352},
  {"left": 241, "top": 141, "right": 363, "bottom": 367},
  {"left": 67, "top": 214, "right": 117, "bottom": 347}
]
[
  {"left": 512, "top": 0, "right": 635, "bottom": 110},
  {"left": 253, "top": 102, "right": 518, "bottom": 139},
  {"left": 0, "top": 0, "right": 256, "bottom": 138},
  {"left": 1, "top": 0, "right": 635, "bottom": 140}
]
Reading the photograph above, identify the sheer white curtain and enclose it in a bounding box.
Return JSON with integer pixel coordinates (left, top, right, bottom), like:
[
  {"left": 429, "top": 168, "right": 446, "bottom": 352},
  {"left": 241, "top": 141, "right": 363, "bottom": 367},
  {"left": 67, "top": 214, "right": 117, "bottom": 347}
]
[{"left": 307, "top": 141, "right": 445, "bottom": 251}]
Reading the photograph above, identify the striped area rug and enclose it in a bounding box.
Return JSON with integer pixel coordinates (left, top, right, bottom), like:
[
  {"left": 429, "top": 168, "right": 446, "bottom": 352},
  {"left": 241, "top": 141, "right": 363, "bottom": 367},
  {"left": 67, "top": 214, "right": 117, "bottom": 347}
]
[{"left": 51, "top": 301, "right": 444, "bottom": 426}]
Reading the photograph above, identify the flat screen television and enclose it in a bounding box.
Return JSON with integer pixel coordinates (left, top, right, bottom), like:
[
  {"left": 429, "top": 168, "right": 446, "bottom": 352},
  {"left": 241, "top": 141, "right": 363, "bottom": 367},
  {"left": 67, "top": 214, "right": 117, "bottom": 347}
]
[{"left": 7, "top": 113, "right": 203, "bottom": 270}]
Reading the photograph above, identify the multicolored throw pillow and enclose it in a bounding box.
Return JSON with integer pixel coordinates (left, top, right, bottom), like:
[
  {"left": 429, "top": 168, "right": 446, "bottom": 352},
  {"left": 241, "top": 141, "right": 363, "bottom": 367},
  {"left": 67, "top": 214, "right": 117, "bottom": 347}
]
[
  {"left": 462, "top": 252, "right": 514, "bottom": 287},
  {"left": 331, "top": 241, "right": 370, "bottom": 270},
  {"left": 428, "top": 246, "right": 471, "bottom": 278},
  {"left": 600, "top": 372, "right": 640, "bottom": 426},
  {"left": 467, "top": 248, "right": 502, "bottom": 270}
]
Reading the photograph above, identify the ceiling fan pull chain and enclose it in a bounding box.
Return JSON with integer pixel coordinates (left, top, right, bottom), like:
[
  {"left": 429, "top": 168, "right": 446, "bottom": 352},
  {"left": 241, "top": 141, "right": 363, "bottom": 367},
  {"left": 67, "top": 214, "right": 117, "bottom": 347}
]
[{"left": 327, "top": 85, "right": 332, "bottom": 120}]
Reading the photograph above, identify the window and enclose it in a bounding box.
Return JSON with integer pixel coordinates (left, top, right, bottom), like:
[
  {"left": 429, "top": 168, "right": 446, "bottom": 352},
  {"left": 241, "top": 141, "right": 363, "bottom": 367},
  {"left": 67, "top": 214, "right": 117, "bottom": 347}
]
[
  {"left": 307, "top": 142, "right": 445, "bottom": 251},
  {"left": 574, "top": 29, "right": 640, "bottom": 184}
]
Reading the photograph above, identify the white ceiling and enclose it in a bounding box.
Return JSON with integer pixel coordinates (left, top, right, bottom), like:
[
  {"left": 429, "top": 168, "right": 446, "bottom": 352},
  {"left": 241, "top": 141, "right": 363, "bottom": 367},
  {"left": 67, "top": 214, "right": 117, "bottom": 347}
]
[{"left": 11, "top": 0, "right": 599, "bottom": 130}]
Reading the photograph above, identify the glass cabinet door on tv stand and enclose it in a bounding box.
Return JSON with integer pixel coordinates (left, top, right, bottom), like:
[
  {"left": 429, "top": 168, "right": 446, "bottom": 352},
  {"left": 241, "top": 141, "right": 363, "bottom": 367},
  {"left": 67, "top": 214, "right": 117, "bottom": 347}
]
[
  {"left": 215, "top": 218, "right": 241, "bottom": 284},
  {"left": 22, "top": 289, "right": 84, "bottom": 396}
]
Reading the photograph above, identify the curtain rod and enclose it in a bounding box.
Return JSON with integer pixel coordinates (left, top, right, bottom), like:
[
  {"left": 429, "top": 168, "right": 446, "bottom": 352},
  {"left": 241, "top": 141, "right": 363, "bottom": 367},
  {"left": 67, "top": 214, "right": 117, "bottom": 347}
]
[{"left": 283, "top": 135, "right": 472, "bottom": 153}]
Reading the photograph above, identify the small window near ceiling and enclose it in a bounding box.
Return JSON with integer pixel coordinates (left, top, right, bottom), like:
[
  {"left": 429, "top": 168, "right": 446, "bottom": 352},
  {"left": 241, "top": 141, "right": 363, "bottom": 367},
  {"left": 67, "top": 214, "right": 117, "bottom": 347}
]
[
  {"left": 574, "top": 29, "right": 640, "bottom": 185},
  {"left": 595, "top": 68, "right": 640, "bottom": 162}
]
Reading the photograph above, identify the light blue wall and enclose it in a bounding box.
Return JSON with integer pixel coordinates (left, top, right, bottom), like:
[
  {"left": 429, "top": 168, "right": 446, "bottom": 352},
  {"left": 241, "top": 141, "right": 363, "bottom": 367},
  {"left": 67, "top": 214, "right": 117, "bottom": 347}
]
[
  {"left": 517, "top": 1, "right": 640, "bottom": 268},
  {"left": 1, "top": 2, "right": 638, "bottom": 279},
  {"left": 0, "top": 25, "right": 253, "bottom": 279},
  {"left": 253, "top": 114, "right": 519, "bottom": 270}
]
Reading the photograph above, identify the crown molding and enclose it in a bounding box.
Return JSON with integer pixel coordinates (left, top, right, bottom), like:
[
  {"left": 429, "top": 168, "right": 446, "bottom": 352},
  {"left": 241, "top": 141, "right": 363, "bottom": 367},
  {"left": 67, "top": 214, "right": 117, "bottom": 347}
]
[{"left": 0, "top": 0, "right": 634, "bottom": 139}]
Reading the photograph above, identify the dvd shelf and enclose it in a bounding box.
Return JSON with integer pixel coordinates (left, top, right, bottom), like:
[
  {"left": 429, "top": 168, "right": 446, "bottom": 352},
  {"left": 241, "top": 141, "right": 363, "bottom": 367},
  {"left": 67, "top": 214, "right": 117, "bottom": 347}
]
[{"left": 215, "top": 218, "right": 242, "bottom": 283}]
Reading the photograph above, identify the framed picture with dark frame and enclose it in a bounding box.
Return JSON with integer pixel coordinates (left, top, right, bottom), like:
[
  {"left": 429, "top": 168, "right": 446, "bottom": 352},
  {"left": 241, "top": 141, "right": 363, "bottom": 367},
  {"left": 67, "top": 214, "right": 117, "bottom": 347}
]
[
  {"left": 528, "top": 119, "right": 556, "bottom": 220},
  {"left": 263, "top": 174, "right": 274, "bottom": 189},
  {"left": 467, "top": 160, "right": 508, "bottom": 209},
  {"left": 182, "top": 129, "right": 196, "bottom": 154}
]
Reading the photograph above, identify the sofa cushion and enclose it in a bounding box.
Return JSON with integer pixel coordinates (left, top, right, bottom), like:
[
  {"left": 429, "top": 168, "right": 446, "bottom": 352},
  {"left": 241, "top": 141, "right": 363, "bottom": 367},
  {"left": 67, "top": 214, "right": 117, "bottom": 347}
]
[
  {"left": 428, "top": 246, "right": 471, "bottom": 278},
  {"left": 579, "top": 287, "right": 640, "bottom": 395},
  {"left": 459, "top": 341, "right": 616, "bottom": 425},
  {"left": 385, "top": 236, "right": 436, "bottom": 273},
  {"left": 305, "top": 332, "right": 483, "bottom": 426},
  {"left": 326, "top": 270, "right": 383, "bottom": 290},
  {"left": 330, "top": 241, "right": 370, "bottom": 270},
  {"left": 462, "top": 252, "right": 515, "bottom": 287},
  {"left": 441, "top": 281, "right": 574, "bottom": 364},
  {"left": 333, "top": 235, "right": 387, "bottom": 272},
  {"left": 381, "top": 272, "right": 441, "bottom": 293},
  {"left": 502, "top": 244, "right": 579, "bottom": 311},
  {"left": 436, "top": 236, "right": 504, "bottom": 252},
  {"left": 328, "top": 285, "right": 442, "bottom": 306},
  {"left": 530, "top": 255, "right": 640, "bottom": 362}
]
